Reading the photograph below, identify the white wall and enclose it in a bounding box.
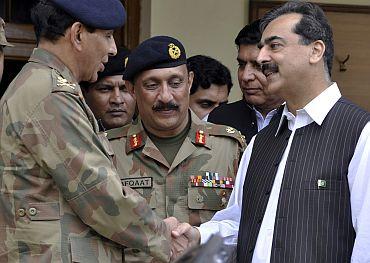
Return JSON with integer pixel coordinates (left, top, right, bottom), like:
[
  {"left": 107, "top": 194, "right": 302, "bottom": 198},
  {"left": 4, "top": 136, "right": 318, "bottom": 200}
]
[{"left": 140, "top": 0, "right": 248, "bottom": 102}]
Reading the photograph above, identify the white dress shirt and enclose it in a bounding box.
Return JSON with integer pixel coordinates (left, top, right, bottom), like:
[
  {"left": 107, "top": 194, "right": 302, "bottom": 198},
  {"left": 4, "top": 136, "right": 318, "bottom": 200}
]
[
  {"left": 198, "top": 83, "right": 370, "bottom": 262},
  {"left": 201, "top": 113, "right": 209, "bottom": 122},
  {"left": 254, "top": 107, "right": 278, "bottom": 131}
]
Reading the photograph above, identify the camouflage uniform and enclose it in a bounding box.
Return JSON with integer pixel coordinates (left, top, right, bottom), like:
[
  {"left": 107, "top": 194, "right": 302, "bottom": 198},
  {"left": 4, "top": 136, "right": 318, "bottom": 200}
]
[
  {"left": 0, "top": 48, "right": 171, "bottom": 262},
  {"left": 108, "top": 110, "right": 245, "bottom": 262}
]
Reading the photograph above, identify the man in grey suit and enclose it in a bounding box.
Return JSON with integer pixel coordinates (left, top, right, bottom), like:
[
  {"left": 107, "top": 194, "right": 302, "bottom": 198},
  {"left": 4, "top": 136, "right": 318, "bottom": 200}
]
[{"left": 171, "top": 1, "right": 370, "bottom": 263}]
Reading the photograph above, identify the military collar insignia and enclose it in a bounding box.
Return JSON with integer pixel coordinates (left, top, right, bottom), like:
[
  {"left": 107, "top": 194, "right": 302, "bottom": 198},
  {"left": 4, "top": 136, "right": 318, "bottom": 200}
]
[
  {"left": 56, "top": 76, "right": 76, "bottom": 90},
  {"left": 195, "top": 129, "right": 206, "bottom": 145},
  {"left": 168, "top": 43, "right": 181, "bottom": 59},
  {"left": 129, "top": 133, "right": 143, "bottom": 150}
]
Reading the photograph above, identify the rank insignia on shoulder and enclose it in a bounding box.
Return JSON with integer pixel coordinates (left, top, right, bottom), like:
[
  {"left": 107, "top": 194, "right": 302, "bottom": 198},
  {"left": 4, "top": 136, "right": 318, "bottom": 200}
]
[
  {"left": 130, "top": 134, "right": 142, "bottom": 149},
  {"left": 226, "top": 127, "right": 236, "bottom": 134},
  {"left": 190, "top": 172, "right": 234, "bottom": 189},
  {"left": 56, "top": 76, "right": 76, "bottom": 90},
  {"left": 195, "top": 130, "right": 206, "bottom": 145}
]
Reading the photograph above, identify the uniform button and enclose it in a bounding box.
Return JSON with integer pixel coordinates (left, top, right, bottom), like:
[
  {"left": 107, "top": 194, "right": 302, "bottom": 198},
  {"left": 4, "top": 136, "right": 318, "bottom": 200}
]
[
  {"left": 196, "top": 195, "right": 204, "bottom": 203},
  {"left": 220, "top": 197, "right": 227, "bottom": 207},
  {"left": 29, "top": 207, "right": 37, "bottom": 216},
  {"left": 17, "top": 208, "right": 26, "bottom": 217}
]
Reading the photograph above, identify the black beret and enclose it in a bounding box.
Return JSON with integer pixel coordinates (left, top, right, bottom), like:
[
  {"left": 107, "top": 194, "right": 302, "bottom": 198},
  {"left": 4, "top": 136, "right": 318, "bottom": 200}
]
[
  {"left": 98, "top": 47, "right": 130, "bottom": 78},
  {"left": 50, "top": 0, "right": 126, "bottom": 30},
  {"left": 124, "top": 36, "right": 187, "bottom": 81}
]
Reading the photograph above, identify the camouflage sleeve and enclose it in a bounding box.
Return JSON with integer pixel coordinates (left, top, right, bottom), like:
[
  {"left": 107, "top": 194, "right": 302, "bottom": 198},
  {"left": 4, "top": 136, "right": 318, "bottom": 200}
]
[{"left": 18, "top": 91, "right": 170, "bottom": 261}]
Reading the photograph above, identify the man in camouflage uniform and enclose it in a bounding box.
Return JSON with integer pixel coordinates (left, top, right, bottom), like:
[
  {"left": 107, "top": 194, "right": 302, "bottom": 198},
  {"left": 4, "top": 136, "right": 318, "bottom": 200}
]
[
  {"left": 108, "top": 36, "right": 246, "bottom": 262},
  {"left": 0, "top": 1, "right": 175, "bottom": 262},
  {"left": 0, "top": 17, "right": 13, "bottom": 83}
]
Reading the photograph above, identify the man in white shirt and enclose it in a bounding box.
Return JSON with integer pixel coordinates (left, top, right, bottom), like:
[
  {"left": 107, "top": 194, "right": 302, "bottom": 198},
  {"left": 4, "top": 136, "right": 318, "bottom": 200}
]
[{"left": 171, "top": 2, "right": 370, "bottom": 263}]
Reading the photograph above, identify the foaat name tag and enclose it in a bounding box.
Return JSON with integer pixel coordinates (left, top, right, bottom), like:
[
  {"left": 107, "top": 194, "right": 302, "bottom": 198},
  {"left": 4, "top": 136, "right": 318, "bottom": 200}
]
[{"left": 121, "top": 177, "right": 153, "bottom": 188}]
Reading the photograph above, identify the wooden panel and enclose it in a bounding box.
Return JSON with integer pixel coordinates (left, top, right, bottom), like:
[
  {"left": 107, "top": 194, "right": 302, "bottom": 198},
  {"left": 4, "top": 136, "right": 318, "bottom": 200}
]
[
  {"left": 121, "top": 0, "right": 141, "bottom": 50},
  {"left": 4, "top": 23, "right": 36, "bottom": 60},
  {"left": 249, "top": 1, "right": 370, "bottom": 112},
  {"left": 328, "top": 12, "right": 370, "bottom": 111}
]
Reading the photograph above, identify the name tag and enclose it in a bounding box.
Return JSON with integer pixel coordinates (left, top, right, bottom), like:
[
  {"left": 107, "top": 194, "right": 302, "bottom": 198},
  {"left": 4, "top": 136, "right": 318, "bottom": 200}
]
[{"left": 121, "top": 177, "right": 153, "bottom": 188}]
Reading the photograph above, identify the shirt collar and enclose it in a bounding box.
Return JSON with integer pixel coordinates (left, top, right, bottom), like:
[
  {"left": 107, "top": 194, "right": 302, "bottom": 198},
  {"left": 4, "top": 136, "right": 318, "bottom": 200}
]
[
  {"left": 276, "top": 82, "right": 341, "bottom": 135},
  {"left": 28, "top": 48, "right": 78, "bottom": 85}
]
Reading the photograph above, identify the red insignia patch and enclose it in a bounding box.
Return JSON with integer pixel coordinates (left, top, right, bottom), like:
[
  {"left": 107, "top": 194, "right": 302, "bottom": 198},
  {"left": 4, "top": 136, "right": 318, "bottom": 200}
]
[
  {"left": 130, "top": 134, "right": 142, "bottom": 149},
  {"left": 195, "top": 130, "right": 206, "bottom": 145}
]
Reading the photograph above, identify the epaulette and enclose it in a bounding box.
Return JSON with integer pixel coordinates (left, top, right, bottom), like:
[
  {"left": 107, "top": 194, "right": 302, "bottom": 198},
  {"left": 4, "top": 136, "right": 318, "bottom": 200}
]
[
  {"left": 106, "top": 125, "right": 130, "bottom": 140},
  {"left": 51, "top": 70, "right": 79, "bottom": 95},
  {"left": 206, "top": 123, "right": 246, "bottom": 149}
]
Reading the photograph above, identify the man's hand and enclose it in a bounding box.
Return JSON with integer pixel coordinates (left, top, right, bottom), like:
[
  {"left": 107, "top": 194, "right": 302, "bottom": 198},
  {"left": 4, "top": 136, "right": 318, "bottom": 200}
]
[
  {"left": 169, "top": 222, "right": 201, "bottom": 261},
  {"left": 163, "top": 216, "right": 180, "bottom": 233}
]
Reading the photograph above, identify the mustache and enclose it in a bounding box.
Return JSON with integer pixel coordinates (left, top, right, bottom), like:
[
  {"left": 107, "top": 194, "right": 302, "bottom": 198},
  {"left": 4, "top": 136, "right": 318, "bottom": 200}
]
[
  {"left": 152, "top": 101, "right": 179, "bottom": 111},
  {"left": 261, "top": 63, "right": 279, "bottom": 75}
]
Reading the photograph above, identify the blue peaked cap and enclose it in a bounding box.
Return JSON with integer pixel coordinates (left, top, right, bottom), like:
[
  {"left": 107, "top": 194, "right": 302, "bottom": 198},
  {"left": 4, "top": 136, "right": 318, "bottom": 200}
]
[{"left": 51, "top": 0, "right": 126, "bottom": 29}]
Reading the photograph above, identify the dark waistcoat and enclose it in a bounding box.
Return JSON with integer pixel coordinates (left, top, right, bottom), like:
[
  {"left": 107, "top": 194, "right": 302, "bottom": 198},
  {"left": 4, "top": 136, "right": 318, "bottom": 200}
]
[
  {"left": 207, "top": 100, "right": 258, "bottom": 144},
  {"left": 237, "top": 98, "right": 370, "bottom": 263}
]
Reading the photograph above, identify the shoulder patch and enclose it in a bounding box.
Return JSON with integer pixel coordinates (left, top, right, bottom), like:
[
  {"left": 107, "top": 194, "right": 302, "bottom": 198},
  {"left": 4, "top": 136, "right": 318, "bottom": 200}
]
[
  {"left": 107, "top": 125, "right": 130, "bottom": 140},
  {"left": 207, "top": 124, "right": 246, "bottom": 149},
  {"left": 51, "top": 70, "right": 79, "bottom": 95}
]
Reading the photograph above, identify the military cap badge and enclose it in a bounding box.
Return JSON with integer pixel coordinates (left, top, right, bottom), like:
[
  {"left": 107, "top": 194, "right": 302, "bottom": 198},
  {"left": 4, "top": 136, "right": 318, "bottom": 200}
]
[{"left": 168, "top": 43, "right": 181, "bottom": 59}]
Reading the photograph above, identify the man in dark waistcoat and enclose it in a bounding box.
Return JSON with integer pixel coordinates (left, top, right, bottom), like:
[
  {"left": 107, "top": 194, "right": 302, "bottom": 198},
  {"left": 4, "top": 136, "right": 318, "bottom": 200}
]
[
  {"left": 207, "top": 19, "right": 283, "bottom": 143},
  {"left": 170, "top": 1, "right": 370, "bottom": 263}
]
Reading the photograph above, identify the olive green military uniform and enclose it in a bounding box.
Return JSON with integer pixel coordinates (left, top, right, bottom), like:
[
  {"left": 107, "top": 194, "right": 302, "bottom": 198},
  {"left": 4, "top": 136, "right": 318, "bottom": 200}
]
[
  {"left": 0, "top": 48, "right": 170, "bottom": 262},
  {"left": 108, "top": 110, "right": 246, "bottom": 262}
]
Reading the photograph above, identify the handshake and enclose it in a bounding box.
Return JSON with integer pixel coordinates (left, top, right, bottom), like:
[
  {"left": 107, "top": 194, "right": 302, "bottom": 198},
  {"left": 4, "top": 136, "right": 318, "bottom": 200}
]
[
  {"left": 164, "top": 217, "right": 235, "bottom": 263},
  {"left": 164, "top": 217, "right": 201, "bottom": 261}
]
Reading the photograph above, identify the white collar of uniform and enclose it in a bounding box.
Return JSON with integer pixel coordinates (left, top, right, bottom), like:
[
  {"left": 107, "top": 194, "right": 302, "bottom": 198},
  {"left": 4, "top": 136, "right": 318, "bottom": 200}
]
[{"left": 276, "top": 82, "right": 341, "bottom": 135}]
